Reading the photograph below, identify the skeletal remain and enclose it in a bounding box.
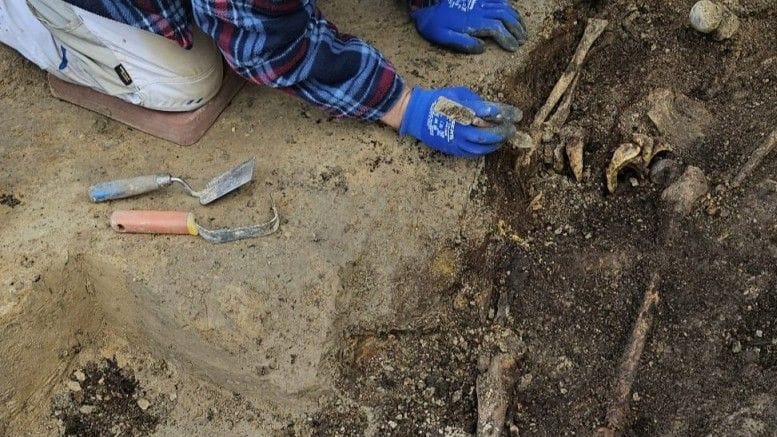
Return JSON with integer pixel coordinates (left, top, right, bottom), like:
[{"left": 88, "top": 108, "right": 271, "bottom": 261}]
[
  {"left": 661, "top": 166, "right": 709, "bottom": 215},
  {"left": 538, "top": 126, "right": 587, "bottom": 181},
  {"left": 477, "top": 353, "right": 518, "bottom": 437},
  {"left": 595, "top": 274, "right": 661, "bottom": 437},
  {"left": 512, "top": 131, "right": 536, "bottom": 150},
  {"left": 646, "top": 89, "right": 713, "bottom": 155},
  {"left": 516, "top": 19, "right": 608, "bottom": 173},
  {"left": 732, "top": 129, "right": 777, "bottom": 189},
  {"left": 633, "top": 134, "right": 656, "bottom": 164},
  {"left": 606, "top": 143, "right": 642, "bottom": 193},
  {"left": 530, "top": 19, "right": 609, "bottom": 143},
  {"left": 562, "top": 125, "right": 586, "bottom": 182},
  {"left": 544, "top": 73, "right": 581, "bottom": 141},
  {"left": 606, "top": 135, "right": 672, "bottom": 193},
  {"left": 553, "top": 144, "right": 566, "bottom": 174}
]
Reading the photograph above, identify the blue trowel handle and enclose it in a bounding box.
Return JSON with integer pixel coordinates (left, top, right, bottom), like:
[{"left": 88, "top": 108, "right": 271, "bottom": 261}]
[{"left": 89, "top": 174, "right": 173, "bottom": 202}]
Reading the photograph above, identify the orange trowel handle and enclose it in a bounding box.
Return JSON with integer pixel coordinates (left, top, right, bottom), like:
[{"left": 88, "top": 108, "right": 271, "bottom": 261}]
[{"left": 110, "top": 210, "right": 198, "bottom": 236}]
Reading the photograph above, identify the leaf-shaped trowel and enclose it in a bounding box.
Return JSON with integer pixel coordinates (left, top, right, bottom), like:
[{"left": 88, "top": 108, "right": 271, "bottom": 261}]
[{"left": 89, "top": 159, "right": 255, "bottom": 205}]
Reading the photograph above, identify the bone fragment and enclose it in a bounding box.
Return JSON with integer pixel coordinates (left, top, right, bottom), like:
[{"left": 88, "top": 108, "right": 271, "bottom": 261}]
[
  {"left": 544, "top": 73, "right": 581, "bottom": 140},
  {"left": 530, "top": 19, "right": 609, "bottom": 143},
  {"left": 477, "top": 353, "right": 518, "bottom": 437},
  {"left": 606, "top": 143, "right": 641, "bottom": 193},
  {"left": 553, "top": 144, "right": 566, "bottom": 173},
  {"left": 732, "top": 129, "right": 777, "bottom": 188},
  {"left": 661, "top": 166, "right": 709, "bottom": 215},
  {"left": 595, "top": 274, "right": 661, "bottom": 437},
  {"left": 562, "top": 126, "right": 586, "bottom": 182}
]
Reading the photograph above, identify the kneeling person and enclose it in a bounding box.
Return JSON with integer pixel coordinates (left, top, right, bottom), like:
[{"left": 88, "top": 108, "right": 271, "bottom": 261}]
[{"left": 0, "top": 0, "right": 526, "bottom": 156}]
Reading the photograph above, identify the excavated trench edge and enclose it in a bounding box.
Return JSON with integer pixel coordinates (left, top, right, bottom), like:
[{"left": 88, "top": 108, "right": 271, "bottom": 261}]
[{"left": 1, "top": 253, "right": 317, "bottom": 427}]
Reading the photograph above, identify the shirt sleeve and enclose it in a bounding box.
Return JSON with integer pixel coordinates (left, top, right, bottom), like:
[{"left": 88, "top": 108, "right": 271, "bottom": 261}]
[{"left": 192, "top": 0, "right": 405, "bottom": 121}]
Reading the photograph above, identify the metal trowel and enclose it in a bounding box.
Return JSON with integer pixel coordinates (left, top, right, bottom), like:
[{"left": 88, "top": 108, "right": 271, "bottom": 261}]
[
  {"left": 109, "top": 198, "right": 279, "bottom": 243},
  {"left": 88, "top": 159, "right": 255, "bottom": 205}
]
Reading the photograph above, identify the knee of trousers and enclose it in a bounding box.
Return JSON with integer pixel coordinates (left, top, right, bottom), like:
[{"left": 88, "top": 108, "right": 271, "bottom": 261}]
[
  {"left": 26, "top": 0, "right": 226, "bottom": 112},
  {"left": 134, "top": 60, "right": 224, "bottom": 112},
  {"left": 131, "top": 33, "right": 225, "bottom": 112}
]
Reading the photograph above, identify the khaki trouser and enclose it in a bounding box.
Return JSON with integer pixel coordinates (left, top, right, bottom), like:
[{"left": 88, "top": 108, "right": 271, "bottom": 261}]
[{"left": 1, "top": 0, "right": 223, "bottom": 111}]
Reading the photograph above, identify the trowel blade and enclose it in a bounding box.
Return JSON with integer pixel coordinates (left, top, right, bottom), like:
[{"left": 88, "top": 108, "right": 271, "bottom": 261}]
[
  {"left": 198, "top": 158, "right": 255, "bottom": 205},
  {"left": 197, "top": 204, "right": 279, "bottom": 243}
]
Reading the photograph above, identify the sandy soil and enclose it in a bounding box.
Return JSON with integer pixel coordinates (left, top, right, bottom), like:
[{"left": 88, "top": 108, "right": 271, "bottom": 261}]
[{"left": 1, "top": 0, "right": 558, "bottom": 435}]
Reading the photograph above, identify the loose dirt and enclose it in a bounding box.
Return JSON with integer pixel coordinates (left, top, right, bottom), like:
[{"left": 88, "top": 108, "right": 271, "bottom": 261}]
[
  {"left": 0, "top": 193, "right": 21, "bottom": 208},
  {"left": 52, "top": 359, "right": 160, "bottom": 437}
]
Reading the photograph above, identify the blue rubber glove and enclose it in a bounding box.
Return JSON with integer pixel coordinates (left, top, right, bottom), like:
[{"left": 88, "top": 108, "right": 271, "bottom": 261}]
[
  {"left": 411, "top": 0, "right": 526, "bottom": 54},
  {"left": 399, "top": 86, "right": 521, "bottom": 157}
]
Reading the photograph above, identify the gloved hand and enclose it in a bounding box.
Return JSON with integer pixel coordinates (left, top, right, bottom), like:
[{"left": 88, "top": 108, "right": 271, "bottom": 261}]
[
  {"left": 399, "top": 86, "right": 521, "bottom": 157},
  {"left": 411, "top": 0, "right": 526, "bottom": 54}
]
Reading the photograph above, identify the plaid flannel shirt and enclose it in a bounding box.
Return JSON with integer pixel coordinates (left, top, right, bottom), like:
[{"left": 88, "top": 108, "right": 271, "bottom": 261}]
[{"left": 63, "top": 0, "right": 438, "bottom": 120}]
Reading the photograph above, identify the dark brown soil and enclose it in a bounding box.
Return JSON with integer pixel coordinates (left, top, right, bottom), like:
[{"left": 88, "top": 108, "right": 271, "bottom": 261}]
[
  {"left": 0, "top": 193, "right": 20, "bottom": 208},
  {"left": 52, "top": 359, "right": 159, "bottom": 437},
  {"left": 315, "top": 0, "right": 777, "bottom": 435}
]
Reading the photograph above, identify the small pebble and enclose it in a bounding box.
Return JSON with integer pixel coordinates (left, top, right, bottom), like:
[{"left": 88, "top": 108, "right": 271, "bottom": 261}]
[
  {"left": 732, "top": 340, "right": 742, "bottom": 354},
  {"left": 73, "top": 370, "right": 86, "bottom": 382},
  {"left": 388, "top": 420, "right": 398, "bottom": 429},
  {"left": 137, "top": 398, "right": 151, "bottom": 411},
  {"left": 756, "top": 330, "right": 763, "bottom": 338},
  {"left": 79, "top": 405, "right": 96, "bottom": 415},
  {"left": 66, "top": 381, "right": 81, "bottom": 392}
]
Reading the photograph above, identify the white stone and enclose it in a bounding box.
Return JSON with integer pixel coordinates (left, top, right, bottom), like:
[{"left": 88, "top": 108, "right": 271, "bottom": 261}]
[
  {"left": 137, "top": 398, "right": 151, "bottom": 411},
  {"left": 690, "top": 0, "right": 723, "bottom": 33},
  {"left": 79, "top": 405, "right": 96, "bottom": 414}
]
